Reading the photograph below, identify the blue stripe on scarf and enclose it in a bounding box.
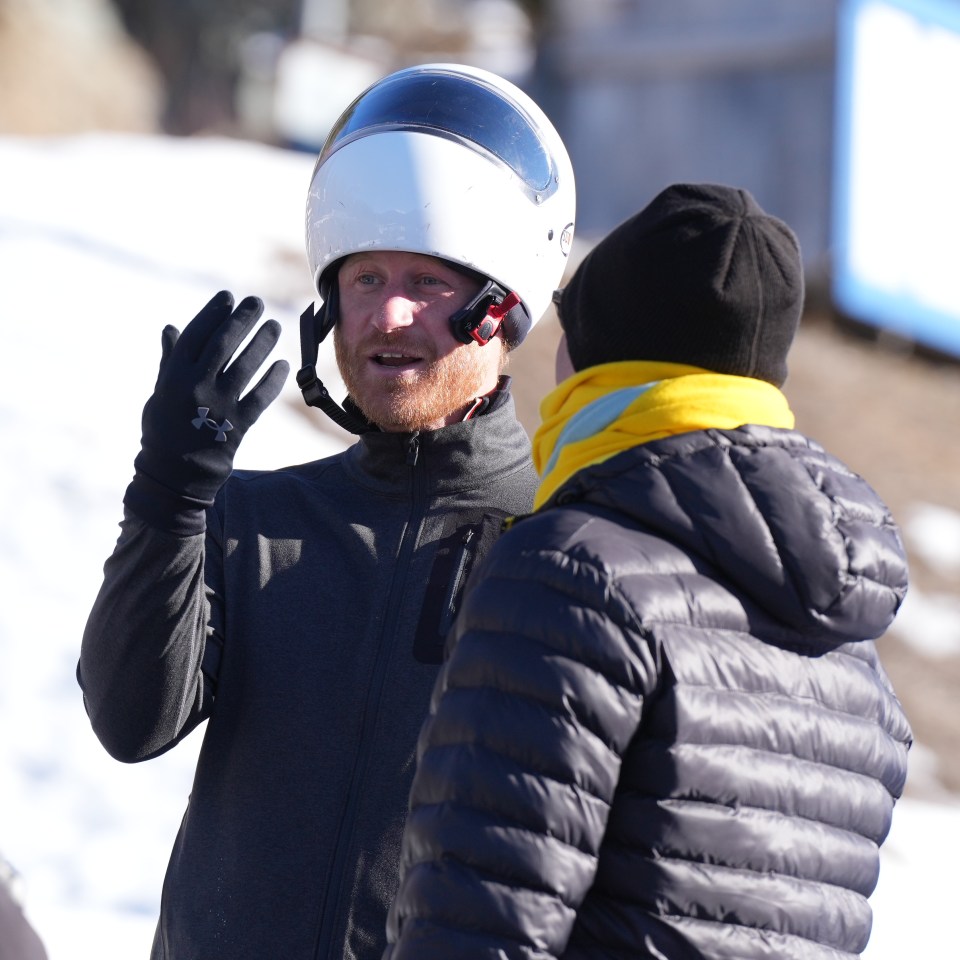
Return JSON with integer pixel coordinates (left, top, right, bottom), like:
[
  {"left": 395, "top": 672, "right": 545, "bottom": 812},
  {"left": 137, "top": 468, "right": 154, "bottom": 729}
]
[{"left": 542, "top": 383, "right": 658, "bottom": 478}]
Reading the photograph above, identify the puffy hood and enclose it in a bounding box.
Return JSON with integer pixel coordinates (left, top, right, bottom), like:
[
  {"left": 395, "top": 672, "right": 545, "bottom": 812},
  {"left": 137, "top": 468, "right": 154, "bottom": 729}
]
[{"left": 547, "top": 424, "right": 908, "bottom": 646}]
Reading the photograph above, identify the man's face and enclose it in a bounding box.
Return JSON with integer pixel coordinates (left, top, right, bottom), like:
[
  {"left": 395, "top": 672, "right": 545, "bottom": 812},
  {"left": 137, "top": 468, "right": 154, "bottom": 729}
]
[{"left": 334, "top": 251, "right": 506, "bottom": 432}]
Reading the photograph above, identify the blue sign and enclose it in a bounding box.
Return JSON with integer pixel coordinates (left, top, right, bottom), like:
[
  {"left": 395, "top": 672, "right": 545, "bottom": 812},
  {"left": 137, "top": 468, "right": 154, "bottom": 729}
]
[{"left": 833, "top": 0, "right": 960, "bottom": 355}]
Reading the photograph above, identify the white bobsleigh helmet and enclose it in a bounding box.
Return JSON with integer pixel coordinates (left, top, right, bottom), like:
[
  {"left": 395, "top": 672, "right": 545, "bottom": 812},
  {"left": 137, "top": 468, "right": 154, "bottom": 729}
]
[{"left": 304, "top": 62, "right": 575, "bottom": 348}]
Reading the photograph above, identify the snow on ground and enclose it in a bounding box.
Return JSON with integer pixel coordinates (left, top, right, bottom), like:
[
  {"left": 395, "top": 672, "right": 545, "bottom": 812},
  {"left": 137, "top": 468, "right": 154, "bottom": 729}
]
[
  {"left": 0, "top": 133, "right": 958, "bottom": 959},
  {"left": 894, "top": 503, "right": 960, "bottom": 659},
  {"left": 0, "top": 132, "right": 345, "bottom": 959}
]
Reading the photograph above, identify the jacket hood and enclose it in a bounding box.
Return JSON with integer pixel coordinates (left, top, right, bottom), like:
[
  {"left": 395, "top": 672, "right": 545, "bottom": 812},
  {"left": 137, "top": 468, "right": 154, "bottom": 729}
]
[{"left": 548, "top": 425, "right": 908, "bottom": 647}]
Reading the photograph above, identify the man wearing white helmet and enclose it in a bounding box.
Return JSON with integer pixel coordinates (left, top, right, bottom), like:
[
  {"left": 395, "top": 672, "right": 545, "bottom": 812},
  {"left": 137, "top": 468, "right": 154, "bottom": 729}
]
[{"left": 78, "top": 63, "right": 575, "bottom": 960}]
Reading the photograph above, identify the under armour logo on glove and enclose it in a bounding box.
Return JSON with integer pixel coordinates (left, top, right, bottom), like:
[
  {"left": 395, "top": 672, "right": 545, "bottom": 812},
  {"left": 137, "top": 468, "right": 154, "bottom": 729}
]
[{"left": 192, "top": 407, "right": 234, "bottom": 442}]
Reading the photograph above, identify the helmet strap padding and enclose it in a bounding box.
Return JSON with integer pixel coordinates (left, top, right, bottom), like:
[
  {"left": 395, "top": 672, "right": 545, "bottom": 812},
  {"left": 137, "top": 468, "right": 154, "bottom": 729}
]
[
  {"left": 297, "top": 266, "right": 372, "bottom": 435},
  {"left": 314, "top": 268, "right": 339, "bottom": 344}
]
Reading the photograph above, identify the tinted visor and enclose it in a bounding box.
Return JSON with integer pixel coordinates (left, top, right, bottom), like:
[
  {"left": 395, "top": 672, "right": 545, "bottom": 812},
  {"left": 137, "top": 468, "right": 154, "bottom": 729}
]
[{"left": 317, "top": 70, "right": 556, "bottom": 194}]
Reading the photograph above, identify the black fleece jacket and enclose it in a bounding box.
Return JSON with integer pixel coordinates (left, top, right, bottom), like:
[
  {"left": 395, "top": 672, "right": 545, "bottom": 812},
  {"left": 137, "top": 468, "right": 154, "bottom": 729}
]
[{"left": 78, "top": 389, "right": 537, "bottom": 960}]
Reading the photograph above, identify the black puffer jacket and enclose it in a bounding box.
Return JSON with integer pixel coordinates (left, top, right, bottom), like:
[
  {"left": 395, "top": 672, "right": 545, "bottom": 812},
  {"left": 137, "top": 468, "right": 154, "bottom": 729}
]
[{"left": 385, "top": 425, "right": 912, "bottom": 960}]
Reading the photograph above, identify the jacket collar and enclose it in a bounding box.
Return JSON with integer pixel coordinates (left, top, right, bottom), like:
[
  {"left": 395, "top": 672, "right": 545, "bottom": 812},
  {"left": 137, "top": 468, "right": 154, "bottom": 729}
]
[{"left": 342, "top": 380, "right": 532, "bottom": 497}]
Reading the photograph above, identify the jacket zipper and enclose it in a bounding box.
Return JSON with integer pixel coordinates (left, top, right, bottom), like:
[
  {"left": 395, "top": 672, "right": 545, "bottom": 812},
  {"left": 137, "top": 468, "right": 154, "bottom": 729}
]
[
  {"left": 312, "top": 432, "right": 426, "bottom": 959},
  {"left": 437, "top": 527, "right": 475, "bottom": 638}
]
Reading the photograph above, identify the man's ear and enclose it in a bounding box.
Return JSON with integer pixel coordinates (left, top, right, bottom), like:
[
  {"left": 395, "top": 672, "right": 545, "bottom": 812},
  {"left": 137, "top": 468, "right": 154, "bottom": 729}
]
[{"left": 555, "top": 333, "right": 576, "bottom": 384}]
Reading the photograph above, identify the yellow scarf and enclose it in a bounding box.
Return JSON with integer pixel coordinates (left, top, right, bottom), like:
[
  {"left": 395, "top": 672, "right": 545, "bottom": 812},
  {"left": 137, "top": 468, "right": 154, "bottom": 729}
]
[{"left": 532, "top": 360, "right": 795, "bottom": 510}]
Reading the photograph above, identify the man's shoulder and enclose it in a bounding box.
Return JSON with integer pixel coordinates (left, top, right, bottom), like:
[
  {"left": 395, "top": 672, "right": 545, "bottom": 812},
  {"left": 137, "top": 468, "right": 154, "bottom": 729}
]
[
  {"left": 492, "top": 500, "right": 693, "bottom": 596},
  {"left": 491, "top": 502, "right": 625, "bottom": 566},
  {"left": 230, "top": 449, "right": 348, "bottom": 483},
  {"left": 223, "top": 451, "right": 350, "bottom": 504}
]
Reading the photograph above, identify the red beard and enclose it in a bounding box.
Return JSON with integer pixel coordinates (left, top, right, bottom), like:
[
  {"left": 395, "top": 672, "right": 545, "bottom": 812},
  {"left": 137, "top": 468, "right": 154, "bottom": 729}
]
[{"left": 334, "top": 328, "right": 500, "bottom": 432}]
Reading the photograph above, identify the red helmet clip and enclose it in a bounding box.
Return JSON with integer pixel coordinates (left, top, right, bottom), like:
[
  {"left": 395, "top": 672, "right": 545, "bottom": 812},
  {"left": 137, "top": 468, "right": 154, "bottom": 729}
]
[{"left": 470, "top": 291, "right": 522, "bottom": 345}]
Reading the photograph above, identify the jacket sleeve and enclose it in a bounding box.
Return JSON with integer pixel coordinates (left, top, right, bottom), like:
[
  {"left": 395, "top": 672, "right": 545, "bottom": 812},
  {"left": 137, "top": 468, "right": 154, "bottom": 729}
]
[
  {"left": 77, "top": 502, "right": 224, "bottom": 762},
  {"left": 384, "top": 533, "right": 659, "bottom": 960}
]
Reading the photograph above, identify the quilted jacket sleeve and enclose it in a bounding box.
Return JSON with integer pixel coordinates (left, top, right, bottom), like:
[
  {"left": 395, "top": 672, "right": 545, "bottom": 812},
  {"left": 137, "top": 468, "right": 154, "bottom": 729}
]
[{"left": 384, "top": 516, "right": 660, "bottom": 960}]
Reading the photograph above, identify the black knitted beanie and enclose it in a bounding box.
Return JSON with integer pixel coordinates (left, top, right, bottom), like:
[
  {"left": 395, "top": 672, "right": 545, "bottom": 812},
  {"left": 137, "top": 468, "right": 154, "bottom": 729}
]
[{"left": 559, "top": 183, "right": 804, "bottom": 386}]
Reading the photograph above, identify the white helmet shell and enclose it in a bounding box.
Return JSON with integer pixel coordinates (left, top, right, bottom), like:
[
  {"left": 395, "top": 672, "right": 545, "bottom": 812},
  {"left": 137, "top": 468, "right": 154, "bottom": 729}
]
[{"left": 305, "top": 62, "right": 575, "bottom": 345}]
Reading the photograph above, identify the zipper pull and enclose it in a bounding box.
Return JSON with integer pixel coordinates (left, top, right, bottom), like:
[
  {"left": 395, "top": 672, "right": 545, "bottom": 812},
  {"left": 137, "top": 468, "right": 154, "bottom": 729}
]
[{"left": 406, "top": 431, "right": 420, "bottom": 466}]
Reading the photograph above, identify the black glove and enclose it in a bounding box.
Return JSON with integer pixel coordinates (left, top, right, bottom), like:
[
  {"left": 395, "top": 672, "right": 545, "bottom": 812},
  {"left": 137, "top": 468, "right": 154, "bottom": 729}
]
[{"left": 124, "top": 290, "right": 289, "bottom": 534}]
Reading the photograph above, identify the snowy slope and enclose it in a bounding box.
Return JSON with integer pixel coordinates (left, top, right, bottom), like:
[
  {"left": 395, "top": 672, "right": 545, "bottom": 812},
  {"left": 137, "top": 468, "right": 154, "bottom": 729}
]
[
  {"left": 0, "top": 133, "right": 956, "bottom": 960},
  {"left": 0, "top": 132, "right": 346, "bottom": 959}
]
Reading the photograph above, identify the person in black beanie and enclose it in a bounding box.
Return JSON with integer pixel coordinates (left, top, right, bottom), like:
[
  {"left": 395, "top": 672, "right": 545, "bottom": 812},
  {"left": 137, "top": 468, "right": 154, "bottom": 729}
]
[
  {"left": 559, "top": 182, "right": 803, "bottom": 384},
  {"left": 384, "top": 183, "right": 912, "bottom": 960}
]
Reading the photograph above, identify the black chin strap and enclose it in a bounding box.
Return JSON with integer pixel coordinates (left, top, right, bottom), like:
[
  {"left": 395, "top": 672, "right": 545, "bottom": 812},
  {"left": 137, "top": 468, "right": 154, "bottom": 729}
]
[{"left": 296, "top": 287, "right": 373, "bottom": 435}]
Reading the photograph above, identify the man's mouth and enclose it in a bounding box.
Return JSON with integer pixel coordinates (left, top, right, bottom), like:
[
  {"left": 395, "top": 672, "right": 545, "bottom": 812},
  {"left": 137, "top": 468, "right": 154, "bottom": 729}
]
[{"left": 373, "top": 351, "right": 423, "bottom": 368}]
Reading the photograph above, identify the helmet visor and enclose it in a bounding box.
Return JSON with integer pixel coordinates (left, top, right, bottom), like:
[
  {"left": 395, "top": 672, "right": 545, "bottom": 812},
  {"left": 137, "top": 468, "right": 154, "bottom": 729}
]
[{"left": 317, "top": 69, "right": 557, "bottom": 195}]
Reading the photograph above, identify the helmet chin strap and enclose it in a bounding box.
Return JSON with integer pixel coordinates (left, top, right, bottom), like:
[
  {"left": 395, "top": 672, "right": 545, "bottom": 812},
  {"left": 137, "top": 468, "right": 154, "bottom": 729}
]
[
  {"left": 297, "top": 280, "right": 374, "bottom": 435},
  {"left": 298, "top": 272, "right": 525, "bottom": 434}
]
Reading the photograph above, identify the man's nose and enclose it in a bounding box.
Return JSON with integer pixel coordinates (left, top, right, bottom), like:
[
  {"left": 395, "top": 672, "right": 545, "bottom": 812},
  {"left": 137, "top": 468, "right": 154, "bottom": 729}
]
[{"left": 372, "top": 293, "right": 416, "bottom": 333}]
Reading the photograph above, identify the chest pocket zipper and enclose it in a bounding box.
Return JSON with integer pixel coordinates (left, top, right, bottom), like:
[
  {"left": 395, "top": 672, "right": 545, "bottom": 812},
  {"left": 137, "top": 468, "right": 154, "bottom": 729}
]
[
  {"left": 412, "top": 513, "right": 506, "bottom": 664},
  {"left": 437, "top": 528, "right": 475, "bottom": 639}
]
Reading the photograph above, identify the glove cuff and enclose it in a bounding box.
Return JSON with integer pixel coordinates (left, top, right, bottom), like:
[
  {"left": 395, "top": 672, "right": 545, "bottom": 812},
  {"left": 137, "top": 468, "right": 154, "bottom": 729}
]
[{"left": 123, "top": 471, "right": 213, "bottom": 537}]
